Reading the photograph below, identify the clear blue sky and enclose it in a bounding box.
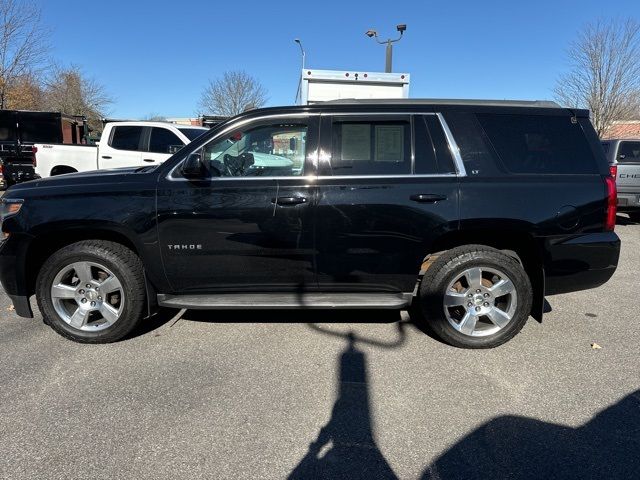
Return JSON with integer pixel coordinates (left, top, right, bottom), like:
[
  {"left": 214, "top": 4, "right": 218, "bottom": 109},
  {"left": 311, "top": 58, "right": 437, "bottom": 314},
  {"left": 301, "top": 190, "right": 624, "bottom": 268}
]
[{"left": 39, "top": 0, "right": 639, "bottom": 118}]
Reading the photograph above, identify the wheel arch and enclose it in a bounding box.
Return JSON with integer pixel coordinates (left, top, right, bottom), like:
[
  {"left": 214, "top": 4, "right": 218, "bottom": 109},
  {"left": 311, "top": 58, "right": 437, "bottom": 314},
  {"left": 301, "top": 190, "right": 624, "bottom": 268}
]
[
  {"left": 25, "top": 224, "right": 160, "bottom": 306},
  {"left": 424, "top": 228, "right": 545, "bottom": 322},
  {"left": 50, "top": 165, "right": 78, "bottom": 176}
]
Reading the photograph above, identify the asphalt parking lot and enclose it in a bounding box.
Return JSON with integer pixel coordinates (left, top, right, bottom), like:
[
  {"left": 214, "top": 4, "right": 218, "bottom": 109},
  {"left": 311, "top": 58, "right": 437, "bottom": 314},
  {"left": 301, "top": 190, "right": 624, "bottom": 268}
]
[{"left": 0, "top": 216, "right": 639, "bottom": 480}]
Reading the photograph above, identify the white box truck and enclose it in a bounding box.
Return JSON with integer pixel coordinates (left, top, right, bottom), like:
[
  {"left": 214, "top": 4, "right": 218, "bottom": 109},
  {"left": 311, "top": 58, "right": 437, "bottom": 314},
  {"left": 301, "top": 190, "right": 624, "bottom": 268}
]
[{"left": 299, "top": 69, "right": 410, "bottom": 104}]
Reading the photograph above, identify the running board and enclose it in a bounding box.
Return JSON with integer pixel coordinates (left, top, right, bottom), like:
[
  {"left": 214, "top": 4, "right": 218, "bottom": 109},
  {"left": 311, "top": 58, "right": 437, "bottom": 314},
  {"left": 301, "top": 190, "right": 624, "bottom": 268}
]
[{"left": 157, "top": 292, "right": 412, "bottom": 310}]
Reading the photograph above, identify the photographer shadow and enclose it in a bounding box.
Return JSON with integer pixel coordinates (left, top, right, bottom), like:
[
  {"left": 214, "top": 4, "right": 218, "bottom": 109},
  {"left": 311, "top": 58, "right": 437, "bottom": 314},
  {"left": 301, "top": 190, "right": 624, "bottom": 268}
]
[{"left": 288, "top": 328, "right": 403, "bottom": 480}]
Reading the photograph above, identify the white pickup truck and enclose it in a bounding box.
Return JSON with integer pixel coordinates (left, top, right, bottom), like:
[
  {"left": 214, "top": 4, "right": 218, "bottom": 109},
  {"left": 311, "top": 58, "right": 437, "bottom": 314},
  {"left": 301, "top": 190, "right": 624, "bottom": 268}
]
[{"left": 34, "top": 121, "right": 208, "bottom": 177}]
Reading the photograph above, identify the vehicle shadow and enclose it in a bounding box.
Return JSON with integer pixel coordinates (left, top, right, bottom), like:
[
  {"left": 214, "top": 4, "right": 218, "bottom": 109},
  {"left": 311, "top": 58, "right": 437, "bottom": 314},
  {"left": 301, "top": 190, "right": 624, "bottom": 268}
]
[
  {"left": 421, "top": 389, "right": 640, "bottom": 479},
  {"left": 287, "top": 328, "right": 402, "bottom": 479},
  {"left": 616, "top": 213, "right": 639, "bottom": 226}
]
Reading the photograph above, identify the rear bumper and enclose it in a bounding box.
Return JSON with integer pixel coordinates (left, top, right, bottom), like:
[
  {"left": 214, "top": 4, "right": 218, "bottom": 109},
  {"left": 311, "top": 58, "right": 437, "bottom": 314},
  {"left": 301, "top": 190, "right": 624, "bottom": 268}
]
[
  {"left": 617, "top": 192, "right": 640, "bottom": 211},
  {"left": 543, "top": 232, "right": 620, "bottom": 295}
]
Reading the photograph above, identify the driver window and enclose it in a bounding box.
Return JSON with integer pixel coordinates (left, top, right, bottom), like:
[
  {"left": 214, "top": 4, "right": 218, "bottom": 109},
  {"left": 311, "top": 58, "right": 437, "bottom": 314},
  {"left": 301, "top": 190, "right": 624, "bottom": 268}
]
[{"left": 202, "top": 122, "right": 307, "bottom": 177}]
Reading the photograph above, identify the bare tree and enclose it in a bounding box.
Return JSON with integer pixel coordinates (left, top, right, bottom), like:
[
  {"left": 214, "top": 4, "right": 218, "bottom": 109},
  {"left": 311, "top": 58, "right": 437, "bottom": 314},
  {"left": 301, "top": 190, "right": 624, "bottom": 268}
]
[
  {"left": 0, "top": 0, "right": 49, "bottom": 109},
  {"left": 198, "top": 70, "right": 267, "bottom": 117},
  {"left": 43, "top": 65, "right": 113, "bottom": 132},
  {"left": 554, "top": 18, "right": 640, "bottom": 137}
]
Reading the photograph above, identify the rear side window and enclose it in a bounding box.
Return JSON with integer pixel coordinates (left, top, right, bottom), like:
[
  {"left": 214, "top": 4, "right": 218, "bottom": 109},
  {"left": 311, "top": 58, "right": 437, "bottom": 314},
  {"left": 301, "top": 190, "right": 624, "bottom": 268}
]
[
  {"left": 617, "top": 141, "right": 640, "bottom": 163},
  {"left": 414, "top": 115, "right": 456, "bottom": 174},
  {"left": 149, "top": 128, "right": 184, "bottom": 154},
  {"left": 477, "top": 113, "right": 599, "bottom": 174},
  {"left": 110, "top": 126, "right": 143, "bottom": 151},
  {"left": 443, "top": 112, "right": 502, "bottom": 176},
  {"left": 330, "top": 119, "right": 411, "bottom": 175}
]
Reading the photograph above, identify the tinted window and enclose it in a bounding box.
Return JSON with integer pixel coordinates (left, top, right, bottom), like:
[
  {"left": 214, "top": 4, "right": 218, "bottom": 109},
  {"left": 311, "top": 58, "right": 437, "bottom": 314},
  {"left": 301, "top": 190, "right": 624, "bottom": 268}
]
[
  {"left": 414, "top": 115, "right": 456, "bottom": 174},
  {"left": 149, "top": 128, "right": 184, "bottom": 154},
  {"left": 110, "top": 126, "right": 143, "bottom": 151},
  {"left": 178, "top": 128, "right": 206, "bottom": 141},
  {"left": 477, "top": 113, "right": 599, "bottom": 174},
  {"left": 617, "top": 141, "right": 640, "bottom": 163},
  {"left": 201, "top": 122, "right": 306, "bottom": 177},
  {"left": 18, "top": 113, "right": 61, "bottom": 143},
  {"left": 330, "top": 120, "right": 410, "bottom": 175},
  {"left": 444, "top": 112, "right": 502, "bottom": 176}
]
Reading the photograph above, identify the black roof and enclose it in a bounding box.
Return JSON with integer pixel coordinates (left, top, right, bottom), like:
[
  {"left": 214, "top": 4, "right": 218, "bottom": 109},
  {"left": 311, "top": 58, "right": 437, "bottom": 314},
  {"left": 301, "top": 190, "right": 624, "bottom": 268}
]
[{"left": 321, "top": 98, "right": 561, "bottom": 108}]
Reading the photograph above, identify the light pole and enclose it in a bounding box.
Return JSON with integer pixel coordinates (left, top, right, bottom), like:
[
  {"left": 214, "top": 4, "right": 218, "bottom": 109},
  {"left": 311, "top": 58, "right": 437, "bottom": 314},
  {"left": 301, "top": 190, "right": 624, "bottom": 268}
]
[
  {"left": 365, "top": 24, "right": 406, "bottom": 73},
  {"left": 294, "top": 38, "right": 306, "bottom": 103}
]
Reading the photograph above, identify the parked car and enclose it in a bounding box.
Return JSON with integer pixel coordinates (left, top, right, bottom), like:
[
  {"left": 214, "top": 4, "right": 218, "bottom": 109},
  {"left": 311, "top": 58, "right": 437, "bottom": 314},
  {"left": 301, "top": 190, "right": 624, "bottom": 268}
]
[
  {"left": 0, "top": 110, "right": 88, "bottom": 189},
  {"left": 34, "top": 121, "right": 208, "bottom": 177},
  {"left": 601, "top": 138, "right": 640, "bottom": 221},
  {"left": 0, "top": 99, "right": 620, "bottom": 348}
]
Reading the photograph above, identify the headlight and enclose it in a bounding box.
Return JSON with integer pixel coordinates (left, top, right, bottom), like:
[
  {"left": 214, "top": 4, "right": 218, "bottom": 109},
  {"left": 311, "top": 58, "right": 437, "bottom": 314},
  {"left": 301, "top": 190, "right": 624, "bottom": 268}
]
[{"left": 1, "top": 198, "right": 23, "bottom": 222}]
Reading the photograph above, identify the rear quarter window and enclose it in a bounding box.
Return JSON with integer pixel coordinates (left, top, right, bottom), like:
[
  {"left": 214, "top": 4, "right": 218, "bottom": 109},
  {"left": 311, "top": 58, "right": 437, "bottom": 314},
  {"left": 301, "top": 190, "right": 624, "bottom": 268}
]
[
  {"left": 617, "top": 141, "right": 640, "bottom": 163},
  {"left": 477, "top": 113, "right": 599, "bottom": 174}
]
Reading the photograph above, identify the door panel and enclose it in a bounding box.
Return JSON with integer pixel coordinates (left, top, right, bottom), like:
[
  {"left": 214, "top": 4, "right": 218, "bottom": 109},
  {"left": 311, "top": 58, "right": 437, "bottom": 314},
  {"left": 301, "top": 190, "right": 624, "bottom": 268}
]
[
  {"left": 315, "top": 176, "right": 458, "bottom": 292},
  {"left": 156, "top": 115, "right": 319, "bottom": 292},
  {"left": 314, "top": 113, "right": 460, "bottom": 293},
  {"left": 100, "top": 125, "right": 143, "bottom": 168}
]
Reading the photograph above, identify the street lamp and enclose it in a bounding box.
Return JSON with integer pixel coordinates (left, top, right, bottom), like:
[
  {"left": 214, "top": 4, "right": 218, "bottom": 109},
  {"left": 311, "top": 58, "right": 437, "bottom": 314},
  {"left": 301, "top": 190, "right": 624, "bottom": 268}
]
[
  {"left": 294, "top": 38, "right": 306, "bottom": 103},
  {"left": 365, "top": 24, "right": 406, "bottom": 73}
]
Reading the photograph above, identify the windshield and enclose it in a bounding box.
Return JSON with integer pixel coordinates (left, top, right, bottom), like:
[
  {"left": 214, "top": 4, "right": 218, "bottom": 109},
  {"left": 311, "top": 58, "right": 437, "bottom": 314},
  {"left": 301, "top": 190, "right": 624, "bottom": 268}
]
[{"left": 178, "top": 128, "right": 207, "bottom": 142}]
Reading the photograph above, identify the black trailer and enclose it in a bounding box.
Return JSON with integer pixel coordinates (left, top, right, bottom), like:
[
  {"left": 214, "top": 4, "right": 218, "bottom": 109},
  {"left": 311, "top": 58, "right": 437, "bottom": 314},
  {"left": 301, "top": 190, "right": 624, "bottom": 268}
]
[{"left": 0, "top": 110, "right": 88, "bottom": 189}]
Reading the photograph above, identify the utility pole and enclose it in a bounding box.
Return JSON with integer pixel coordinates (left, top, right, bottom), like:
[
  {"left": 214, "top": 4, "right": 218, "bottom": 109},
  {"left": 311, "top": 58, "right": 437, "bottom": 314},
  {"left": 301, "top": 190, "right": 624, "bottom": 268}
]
[{"left": 294, "top": 38, "right": 306, "bottom": 103}]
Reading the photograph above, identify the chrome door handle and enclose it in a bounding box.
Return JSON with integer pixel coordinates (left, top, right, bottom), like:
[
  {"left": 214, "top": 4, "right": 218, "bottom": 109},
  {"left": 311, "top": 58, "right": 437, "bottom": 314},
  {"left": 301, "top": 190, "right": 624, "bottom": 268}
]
[
  {"left": 271, "top": 196, "right": 308, "bottom": 206},
  {"left": 410, "top": 194, "right": 447, "bottom": 203}
]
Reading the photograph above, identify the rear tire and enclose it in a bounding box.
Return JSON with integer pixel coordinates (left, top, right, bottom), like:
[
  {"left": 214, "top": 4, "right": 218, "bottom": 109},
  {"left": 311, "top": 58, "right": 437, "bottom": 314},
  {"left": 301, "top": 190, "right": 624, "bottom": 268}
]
[
  {"left": 413, "top": 245, "right": 532, "bottom": 349},
  {"left": 36, "top": 240, "right": 146, "bottom": 343}
]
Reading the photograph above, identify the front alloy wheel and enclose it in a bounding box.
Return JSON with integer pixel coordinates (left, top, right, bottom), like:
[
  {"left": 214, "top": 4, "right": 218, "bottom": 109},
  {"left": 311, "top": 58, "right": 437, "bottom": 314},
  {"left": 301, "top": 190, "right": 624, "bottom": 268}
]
[
  {"left": 37, "top": 240, "right": 146, "bottom": 343},
  {"left": 50, "top": 261, "right": 125, "bottom": 331}
]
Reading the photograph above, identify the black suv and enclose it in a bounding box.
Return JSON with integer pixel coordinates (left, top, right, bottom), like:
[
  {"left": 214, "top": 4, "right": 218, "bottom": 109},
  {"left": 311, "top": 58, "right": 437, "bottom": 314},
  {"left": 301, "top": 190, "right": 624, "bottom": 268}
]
[{"left": 0, "top": 100, "right": 620, "bottom": 348}]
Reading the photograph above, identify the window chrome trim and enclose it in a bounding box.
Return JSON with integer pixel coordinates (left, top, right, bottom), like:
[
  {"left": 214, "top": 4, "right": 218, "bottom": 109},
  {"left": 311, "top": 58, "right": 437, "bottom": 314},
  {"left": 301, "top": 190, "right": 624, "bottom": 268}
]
[
  {"left": 166, "top": 111, "right": 466, "bottom": 181},
  {"left": 437, "top": 113, "right": 467, "bottom": 176},
  {"left": 167, "top": 112, "right": 316, "bottom": 180}
]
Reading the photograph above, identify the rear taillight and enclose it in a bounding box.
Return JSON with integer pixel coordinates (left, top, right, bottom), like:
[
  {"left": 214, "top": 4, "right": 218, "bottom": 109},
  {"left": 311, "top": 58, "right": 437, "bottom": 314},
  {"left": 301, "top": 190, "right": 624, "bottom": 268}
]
[{"left": 605, "top": 165, "right": 617, "bottom": 231}]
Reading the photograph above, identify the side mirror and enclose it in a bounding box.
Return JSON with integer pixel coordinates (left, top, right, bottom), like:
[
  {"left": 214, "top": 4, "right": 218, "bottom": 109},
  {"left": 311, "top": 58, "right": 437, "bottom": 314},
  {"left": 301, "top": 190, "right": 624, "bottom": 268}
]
[
  {"left": 182, "top": 152, "right": 206, "bottom": 179},
  {"left": 289, "top": 137, "right": 297, "bottom": 151}
]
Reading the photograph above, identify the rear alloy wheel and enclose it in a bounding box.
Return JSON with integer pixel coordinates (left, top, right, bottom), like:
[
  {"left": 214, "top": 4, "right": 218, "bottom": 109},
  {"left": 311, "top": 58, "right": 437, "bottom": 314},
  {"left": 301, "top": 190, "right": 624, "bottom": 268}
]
[
  {"left": 416, "top": 245, "right": 532, "bottom": 348},
  {"left": 37, "top": 240, "right": 146, "bottom": 343},
  {"left": 443, "top": 266, "right": 517, "bottom": 337}
]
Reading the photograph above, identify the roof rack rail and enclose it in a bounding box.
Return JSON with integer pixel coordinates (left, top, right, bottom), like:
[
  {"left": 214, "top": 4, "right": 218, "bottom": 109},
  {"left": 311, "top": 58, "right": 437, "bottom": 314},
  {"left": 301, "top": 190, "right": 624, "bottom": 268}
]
[{"left": 321, "top": 98, "right": 561, "bottom": 108}]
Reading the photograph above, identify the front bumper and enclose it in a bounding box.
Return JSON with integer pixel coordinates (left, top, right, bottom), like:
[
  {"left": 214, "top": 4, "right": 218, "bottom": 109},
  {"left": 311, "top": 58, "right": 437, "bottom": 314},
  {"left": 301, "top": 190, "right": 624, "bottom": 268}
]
[
  {"left": 0, "top": 237, "right": 34, "bottom": 318},
  {"left": 543, "top": 231, "right": 620, "bottom": 295}
]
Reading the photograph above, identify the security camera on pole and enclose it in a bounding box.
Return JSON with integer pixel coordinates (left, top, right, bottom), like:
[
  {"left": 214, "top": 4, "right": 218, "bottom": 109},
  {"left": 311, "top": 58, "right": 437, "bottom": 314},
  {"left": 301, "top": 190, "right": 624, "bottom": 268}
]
[{"left": 365, "top": 24, "right": 407, "bottom": 73}]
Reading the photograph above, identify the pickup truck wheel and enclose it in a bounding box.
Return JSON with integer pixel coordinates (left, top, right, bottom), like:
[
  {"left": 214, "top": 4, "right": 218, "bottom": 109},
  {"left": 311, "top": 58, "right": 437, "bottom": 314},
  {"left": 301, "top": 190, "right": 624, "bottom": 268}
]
[
  {"left": 415, "top": 245, "right": 532, "bottom": 349},
  {"left": 36, "top": 240, "right": 145, "bottom": 343}
]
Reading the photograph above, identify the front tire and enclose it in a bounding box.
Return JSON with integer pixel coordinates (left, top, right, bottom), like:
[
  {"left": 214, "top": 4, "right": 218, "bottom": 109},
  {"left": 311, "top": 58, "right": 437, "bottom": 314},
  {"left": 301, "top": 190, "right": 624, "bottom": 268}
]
[
  {"left": 36, "top": 240, "right": 146, "bottom": 343},
  {"left": 414, "top": 245, "right": 532, "bottom": 348}
]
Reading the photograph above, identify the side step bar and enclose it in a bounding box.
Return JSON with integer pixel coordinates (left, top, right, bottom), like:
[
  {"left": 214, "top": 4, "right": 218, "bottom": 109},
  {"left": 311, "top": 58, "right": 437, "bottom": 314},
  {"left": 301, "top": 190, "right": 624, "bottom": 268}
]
[{"left": 157, "top": 292, "right": 413, "bottom": 310}]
